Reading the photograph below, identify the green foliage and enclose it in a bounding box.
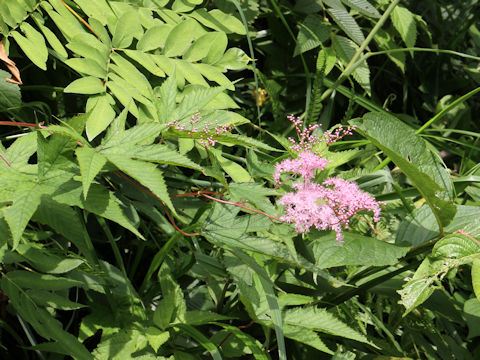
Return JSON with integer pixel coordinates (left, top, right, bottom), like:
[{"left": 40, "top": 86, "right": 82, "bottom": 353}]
[{"left": 1, "top": 0, "right": 480, "bottom": 359}]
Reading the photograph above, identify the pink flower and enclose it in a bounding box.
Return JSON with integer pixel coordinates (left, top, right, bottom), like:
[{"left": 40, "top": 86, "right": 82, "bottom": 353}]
[{"left": 274, "top": 115, "right": 382, "bottom": 242}]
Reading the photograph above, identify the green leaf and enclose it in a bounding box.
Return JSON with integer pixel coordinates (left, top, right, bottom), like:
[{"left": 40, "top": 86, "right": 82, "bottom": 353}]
[
  {"left": 213, "top": 47, "right": 249, "bottom": 71},
  {"left": 3, "top": 182, "right": 44, "bottom": 248},
  {"left": 282, "top": 325, "right": 333, "bottom": 354},
  {"left": 110, "top": 52, "right": 153, "bottom": 98},
  {"left": 184, "top": 32, "right": 227, "bottom": 63},
  {"left": 85, "top": 93, "right": 116, "bottom": 141},
  {"left": 124, "top": 50, "right": 165, "bottom": 77},
  {"left": 341, "top": 0, "right": 380, "bottom": 18},
  {"left": 191, "top": 9, "right": 246, "bottom": 35},
  {"left": 129, "top": 144, "right": 203, "bottom": 171},
  {"left": 164, "top": 19, "right": 200, "bottom": 57},
  {"left": 113, "top": 10, "right": 141, "bottom": 48},
  {"left": 5, "top": 270, "right": 83, "bottom": 290},
  {"left": 325, "top": 0, "right": 365, "bottom": 45},
  {"left": 212, "top": 322, "right": 269, "bottom": 360},
  {"left": 106, "top": 155, "right": 175, "bottom": 213},
  {"left": 173, "top": 324, "right": 222, "bottom": 360},
  {"left": 65, "top": 58, "right": 107, "bottom": 78},
  {"left": 229, "top": 183, "right": 277, "bottom": 214},
  {"left": 283, "top": 307, "right": 371, "bottom": 344},
  {"left": 137, "top": 24, "right": 173, "bottom": 51},
  {"left": 473, "top": 258, "right": 480, "bottom": 302},
  {"left": 294, "top": 15, "right": 331, "bottom": 56},
  {"left": 64, "top": 76, "right": 105, "bottom": 94},
  {"left": 0, "top": 69, "right": 21, "bottom": 110},
  {"left": 66, "top": 34, "right": 109, "bottom": 66},
  {"left": 146, "top": 327, "right": 169, "bottom": 353},
  {"left": 311, "top": 232, "right": 409, "bottom": 269},
  {"left": 209, "top": 148, "right": 252, "bottom": 183},
  {"left": 16, "top": 244, "right": 84, "bottom": 274},
  {"left": 34, "top": 19, "right": 68, "bottom": 58},
  {"left": 353, "top": 112, "right": 456, "bottom": 232},
  {"left": 52, "top": 181, "right": 144, "bottom": 239},
  {"left": 26, "top": 289, "right": 85, "bottom": 310},
  {"left": 391, "top": 5, "right": 417, "bottom": 49},
  {"left": 10, "top": 25, "right": 48, "bottom": 70},
  {"left": 183, "top": 311, "right": 234, "bottom": 325},
  {"left": 333, "top": 35, "right": 370, "bottom": 95},
  {"left": 75, "top": 146, "right": 107, "bottom": 199}
]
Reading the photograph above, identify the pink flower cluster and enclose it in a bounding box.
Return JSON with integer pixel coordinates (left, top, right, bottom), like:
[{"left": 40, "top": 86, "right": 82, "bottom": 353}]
[
  {"left": 167, "top": 111, "right": 234, "bottom": 148},
  {"left": 275, "top": 115, "right": 382, "bottom": 242}
]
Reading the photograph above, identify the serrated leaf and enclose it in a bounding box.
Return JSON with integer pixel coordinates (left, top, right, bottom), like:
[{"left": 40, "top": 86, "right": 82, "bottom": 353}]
[
  {"left": 283, "top": 307, "right": 371, "bottom": 344},
  {"left": 333, "top": 35, "right": 370, "bottom": 95},
  {"left": 26, "top": 289, "right": 85, "bottom": 310},
  {"left": 294, "top": 15, "right": 331, "bottom": 56},
  {"left": 391, "top": 6, "right": 417, "bottom": 49},
  {"left": 326, "top": 6, "right": 365, "bottom": 45},
  {"left": 64, "top": 76, "right": 105, "bottom": 94},
  {"left": 85, "top": 93, "right": 116, "bottom": 141},
  {"left": 341, "top": 0, "right": 380, "bottom": 18},
  {"left": 75, "top": 146, "right": 107, "bottom": 199},
  {"left": 146, "top": 327, "right": 169, "bottom": 353},
  {"left": 129, "top": 144, "right": 203, "bottom": 171},
  {"left": 283, "top": 325, "right": 333, "bottom": 354},
  {"left": 353, "top": 112, "right": 456, "bottom": 231},
  {"left": 311, "top": 232, "right": 409, "bottom": 268},
  {"left": 106, "top": 155, "right": 175, "bottom": 213}
]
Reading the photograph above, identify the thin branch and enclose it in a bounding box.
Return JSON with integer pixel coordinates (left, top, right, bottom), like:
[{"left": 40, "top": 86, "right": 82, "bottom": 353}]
[
  {"left": 0, "top": 152, "right": 11, "bottom": 167},
  {"left": 59, "top": 0, "right": 100, "bottom": 38}
]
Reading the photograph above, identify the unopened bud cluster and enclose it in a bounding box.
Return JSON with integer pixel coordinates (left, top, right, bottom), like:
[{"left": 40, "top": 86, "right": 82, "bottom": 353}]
[{"left": 167, "top": 111, "right": 234, "bottom": 148}]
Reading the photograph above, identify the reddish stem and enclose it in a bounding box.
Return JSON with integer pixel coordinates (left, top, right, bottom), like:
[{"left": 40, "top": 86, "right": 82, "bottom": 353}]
[
  {"left": 0, "top": 121, "right": 42, "bottom": 128},
  {"left": 0, "top": 152, "right": 11, "bottom": 167},
  {"left": 200, "top": 193, "right": 282, "bottom": 222},
  {"left": 114, "top": 171, "right": 199, "bottom": 236}
]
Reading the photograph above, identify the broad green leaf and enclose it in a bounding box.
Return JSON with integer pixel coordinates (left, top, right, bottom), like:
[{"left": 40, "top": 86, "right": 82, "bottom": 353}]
[
  {"left": 213, "top": 47, "right": 249, "bottom": 71},
  {"left": 212, "top": 322, "right": 269, "bottom": 360},
  {"left": 113, "top": 10, "right": 142, "bottom": 48},
  {"left": 73, "top": 0, "right": 116, "bottom": 26},
  {"left": 156, "top": 73, "right": 177, "bottom": 123},
  {"left": 124, "top": 50, "right": 165, "bottom": 77},
  {"left": 229, "top": 182, "right": 277, "bottom": 214},
  {"left": 64, "top": 76, "right": 105, "bottom": 94},
  {"left": 283, "top": 325, "right": 333, "bottom": 354},
  {"left": 374, "top": 28, "right": 406, "bottom": 73},
  {"left": 75, "top": 146, "right": 107, "bottom": 199},
  {"left": 100, "top": 123, "right": 165, "bottom": 150},
  {"left": 107, "top": 81, "right": 139, "bottom": 117},
  {"left": 194, "top": 63, "right": 233, "bottom": 88},
  {"left": 294, "top": 15, "right": 331, "bottom": 56},
  {"left": 341, "top": 0, "right": 380, "bottom": 18},
  {"left": 5, "top": 270, "right": 83, "bottom": 290},
  {"left": 92, "top": 329, "right": 146, "bottom": 360},
  {"left": 172, "top": 0, "right": 202, "bottom": 12},
  {"left": 42, "top": 5, "right": 85, "bottom": 41},
  {"left": 3, "top": 182, "right": 44, "bottom": 248},
  {"left": 129, "top": 144, "right": 203, "bottom": 171},
  {"left": 173, "top": 84, "right": 233, "bottom": 121},
  {"left": 231, "top": 250, "right": 287, "bottom": 360},
  {"left": 146, "top": 327, "right": 169, "bottom": 353},
  {"left": 10, "top": 26, "right": 48, "bottom": 70},
  {"left": 110, "top": 52, "right": 152, "bottom": 97},
  {"left": 164, "top": 19, "right": 200, "bottom": 57},
  {"left": 432, "top": 233, "right": 480, "bottom": 259},
  {"left": 175, "top": 59, "right": 208, "bottom": 86},
  {"left": 311, "top": 232, "right": 409, "bottom": 268},
  {"left": 283, "top": 307, "right": 371, "bottom": 344},
  {"left": 0, "top": 69, "right": 21, "bottom": 110},
  {"left": 325, "top": 1, "right": 365, "bottom": 45},
  {"left": 464, "top": 298, "right": 480, "bottom": 339},
  {"left": 137, "top": 24, "right": 173, "bottom": 51},
  {"left": 32, "top": 198, "right": 93, "bottom": 263},
  {"left": 51, "top": 180, "right": 144, "bottom": 239},
  {"left": 353, "top": 112, "right": 456, "bottom": 232},
  {"left": 66, "top": 35, "right": 109, "bottom": 67},
  {"left": 191, "top": 9, "right": 246, "bottom": 35},
  {"left": 473, "top": 258, "right": 480, "bottom": 302},
  {"left": 34, "top": 20, "right": 68, "bottom": 58},
  {"left": 333, "top": 35, "right": 370, "bottom": 95},
  {"left": 183, "top": 32, "right": 227, "bottom": 63},
  {"left": 16, "top": 244, "right": 84, "bottom": 274},
  {"left": 183, "top": 311, "right": 234, "bottom": 325},
  {"left": 26, "top": 289, "right": 85, "bottom": 310},
  {"left": 85, "top": 93, "right": 116, "bottom": 141},
  {"left": 106, "top": 155, "right": 175, "bottom": 213},
  {"left": 64, "top": 58, "right": 107, "bottom": 78},
  {"left": 398, "top": 274, "right": 437, "bottom": 315},
  {"left": 391, "top": 5, "right": 417, "bottom": 49},
  {"left": 173, "top": 324, "right": 222, "bottom": 360},
  {"left": 209, "top": 148, "right": 252, "bottom": 183}
]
